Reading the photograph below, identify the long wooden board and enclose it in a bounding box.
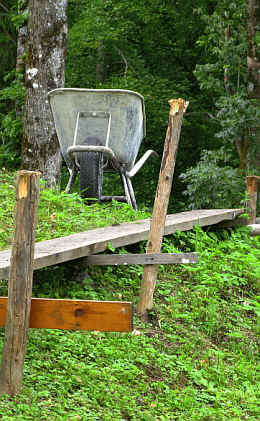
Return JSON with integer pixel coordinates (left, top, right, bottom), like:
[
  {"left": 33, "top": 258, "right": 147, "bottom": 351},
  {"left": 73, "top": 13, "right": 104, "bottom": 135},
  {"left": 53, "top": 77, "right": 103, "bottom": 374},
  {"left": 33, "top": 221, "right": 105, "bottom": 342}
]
[
  {"left": 0, "top": 298, "right": 133, "bottom": 332},
  {"left": 87, "top": 252, "right": 198, "bottom": 265},
  {"left": 0, "top": 209, "right": 243, "bottom": 279}
]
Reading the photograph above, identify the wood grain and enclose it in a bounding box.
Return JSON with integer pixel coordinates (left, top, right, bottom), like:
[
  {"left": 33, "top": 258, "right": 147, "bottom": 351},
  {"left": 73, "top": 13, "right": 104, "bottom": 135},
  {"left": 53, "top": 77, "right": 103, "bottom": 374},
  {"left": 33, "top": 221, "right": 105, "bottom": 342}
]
[
  {"left": 87, "top": 252, "right": 198, "bottom": 265},
  {"left": 138, "top": 99, "right": 188, "bottom": 316},
  {"left": 246, "top": 176, "right": 259, "bottom": 224},
  {"left": 0, "top": 171, "right": 40, "bottom": 396},
  {"left": 0, "top": 209, "right": 243, "bottom": 280},
  {"left": 0, "top": 297, "right": 133, "bottom": 332}
]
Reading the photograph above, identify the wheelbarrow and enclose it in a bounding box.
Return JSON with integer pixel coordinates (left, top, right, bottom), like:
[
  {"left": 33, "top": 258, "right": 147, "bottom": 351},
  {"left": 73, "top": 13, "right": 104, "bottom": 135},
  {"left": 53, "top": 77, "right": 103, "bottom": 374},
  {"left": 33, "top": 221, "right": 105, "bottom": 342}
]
[{"left": 48, "top": 88, "right": 157, "bottom": 210}]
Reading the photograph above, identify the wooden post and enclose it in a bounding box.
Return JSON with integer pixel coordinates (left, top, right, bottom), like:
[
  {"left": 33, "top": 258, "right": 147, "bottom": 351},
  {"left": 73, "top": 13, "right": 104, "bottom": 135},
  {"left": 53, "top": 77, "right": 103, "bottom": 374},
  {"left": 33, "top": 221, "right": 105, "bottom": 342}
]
[
  {"left": 246, "top": 175, "right": 259, "bottom": 224},
  {"left": 137, "top": 99, "right": 188, "bottom": 318},
  {"left": 0, "top": 170, "right": 40, "bottom": 396}
]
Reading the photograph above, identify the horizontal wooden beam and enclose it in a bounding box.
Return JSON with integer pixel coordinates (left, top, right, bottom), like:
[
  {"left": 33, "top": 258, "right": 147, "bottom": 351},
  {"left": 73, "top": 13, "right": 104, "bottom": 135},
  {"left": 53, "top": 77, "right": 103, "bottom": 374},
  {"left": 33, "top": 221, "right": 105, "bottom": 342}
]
[
  {"left": 0, "top": 298, "right": 133, "bottom": 332},
  {"left": 87, "top": 252, "right": 198, "bottom": 265},
  {"left": 0, "top": 209, "right": 243, "bottom": 279}
]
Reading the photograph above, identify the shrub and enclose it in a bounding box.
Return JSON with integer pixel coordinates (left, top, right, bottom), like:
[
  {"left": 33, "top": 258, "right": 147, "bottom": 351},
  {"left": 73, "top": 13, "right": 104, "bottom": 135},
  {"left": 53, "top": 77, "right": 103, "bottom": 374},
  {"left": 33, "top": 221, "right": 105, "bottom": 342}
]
[{"left": 179, "top": 148, "right": 245, "bottom": 209}]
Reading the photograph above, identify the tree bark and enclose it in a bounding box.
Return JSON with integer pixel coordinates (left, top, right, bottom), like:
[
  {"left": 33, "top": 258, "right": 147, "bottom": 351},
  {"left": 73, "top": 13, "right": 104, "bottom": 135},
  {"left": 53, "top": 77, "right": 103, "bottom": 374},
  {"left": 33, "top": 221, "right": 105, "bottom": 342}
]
[
  {"left": 224, "top": 25, "right": 232, "bottom": 96},
  {"left": 236, "top": 136, "right": 250, "bottom": 170},
  {"left": 22, "top": 0, "right": 68, "bottom": 188},
  {"left": 96, "top": 41, "right": 106, "bottom": 83},
  {"left": 246, "top": 0, "right": 260, "bottom": 170},
  {"left": 0, "top": 171, "right": 40, "bottom": 396},
  {"left": 247, "top": 0, "right": 260, "bottom": 99},
  {"left": 95, "top": 0, "right": 106, "bottom": 83},
  {"left": 246, "top": 175, "right": 259, "bottom": 223}
]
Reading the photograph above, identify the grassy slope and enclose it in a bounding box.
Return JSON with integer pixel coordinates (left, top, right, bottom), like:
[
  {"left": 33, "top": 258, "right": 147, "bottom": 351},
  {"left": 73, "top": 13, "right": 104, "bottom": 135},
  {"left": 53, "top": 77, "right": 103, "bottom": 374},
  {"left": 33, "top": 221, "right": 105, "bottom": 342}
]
[
  {"left": 0, "top": 171, "right": 151, "bottom": 251},
  {"left": 0, "top": 171, "right": 259, "bottom": 421}
]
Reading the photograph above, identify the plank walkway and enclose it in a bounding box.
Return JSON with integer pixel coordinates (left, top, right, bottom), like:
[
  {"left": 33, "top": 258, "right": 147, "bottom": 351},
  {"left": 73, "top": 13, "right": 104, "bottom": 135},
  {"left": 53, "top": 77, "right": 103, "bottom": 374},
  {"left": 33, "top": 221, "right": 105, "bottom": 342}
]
[{"left": 0, "top": 209, "right": 243, "bottom": 279}]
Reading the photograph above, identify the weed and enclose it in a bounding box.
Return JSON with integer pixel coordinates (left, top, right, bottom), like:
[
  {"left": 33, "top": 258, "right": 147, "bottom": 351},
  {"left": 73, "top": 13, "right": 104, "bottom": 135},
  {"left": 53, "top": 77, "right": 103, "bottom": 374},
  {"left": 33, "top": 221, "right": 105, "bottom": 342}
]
[
  {"left": 0, "top": 170, "right": 150, "bottom": 251},
  {"left": 0, "top": 170, "right": 259, "bottom": 420}
]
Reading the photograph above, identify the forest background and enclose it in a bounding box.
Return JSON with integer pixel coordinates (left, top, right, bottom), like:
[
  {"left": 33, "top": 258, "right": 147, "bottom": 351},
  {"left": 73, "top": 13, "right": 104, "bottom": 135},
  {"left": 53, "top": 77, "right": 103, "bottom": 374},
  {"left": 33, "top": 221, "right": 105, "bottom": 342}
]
[{"left": 0, "top": 0, "right": 259, "bottom": 212}]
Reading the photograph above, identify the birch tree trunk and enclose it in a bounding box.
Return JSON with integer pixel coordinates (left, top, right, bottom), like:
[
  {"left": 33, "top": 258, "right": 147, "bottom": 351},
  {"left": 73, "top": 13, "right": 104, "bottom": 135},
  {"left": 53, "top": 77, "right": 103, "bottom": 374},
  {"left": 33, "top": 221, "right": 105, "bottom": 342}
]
[{"left": 22, "top": 0, "right": 68, "bottom": 188}]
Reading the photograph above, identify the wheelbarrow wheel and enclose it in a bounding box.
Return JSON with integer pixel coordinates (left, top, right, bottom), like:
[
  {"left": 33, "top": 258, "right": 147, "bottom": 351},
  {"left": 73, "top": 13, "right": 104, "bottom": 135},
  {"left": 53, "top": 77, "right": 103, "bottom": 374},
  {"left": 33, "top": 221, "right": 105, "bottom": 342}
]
[{"left": 79, "top": 140, "right": 103, "bottom": 202}]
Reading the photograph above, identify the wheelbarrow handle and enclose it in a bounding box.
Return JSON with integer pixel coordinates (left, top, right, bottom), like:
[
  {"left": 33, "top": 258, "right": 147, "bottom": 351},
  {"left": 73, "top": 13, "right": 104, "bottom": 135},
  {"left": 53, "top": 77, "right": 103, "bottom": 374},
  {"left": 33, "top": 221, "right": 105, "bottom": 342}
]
[{"left": 126, "top": 150, "right": 158, "bottom": 179}]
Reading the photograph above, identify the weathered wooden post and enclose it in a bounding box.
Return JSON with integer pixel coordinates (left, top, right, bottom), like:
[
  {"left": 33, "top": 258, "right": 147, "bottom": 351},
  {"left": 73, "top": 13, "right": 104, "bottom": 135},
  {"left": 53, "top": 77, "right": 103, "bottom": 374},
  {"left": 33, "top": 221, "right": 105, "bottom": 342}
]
[
  {"left": 246, "top": 175, "right": 259, "bottom": 224},
  {"left": 0, "top": 170, "right": 40, "bottom": 396},
  {"left": 137, "top": 98, "right": 188, "bottom": 319}
]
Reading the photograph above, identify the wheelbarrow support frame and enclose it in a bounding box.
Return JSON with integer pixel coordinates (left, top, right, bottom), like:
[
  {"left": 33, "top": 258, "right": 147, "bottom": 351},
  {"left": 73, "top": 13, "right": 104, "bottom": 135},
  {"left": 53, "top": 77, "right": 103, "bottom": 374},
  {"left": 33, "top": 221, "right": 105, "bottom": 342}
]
[{"left": 67, "top": 145, "right": 158, "bottom": 210}]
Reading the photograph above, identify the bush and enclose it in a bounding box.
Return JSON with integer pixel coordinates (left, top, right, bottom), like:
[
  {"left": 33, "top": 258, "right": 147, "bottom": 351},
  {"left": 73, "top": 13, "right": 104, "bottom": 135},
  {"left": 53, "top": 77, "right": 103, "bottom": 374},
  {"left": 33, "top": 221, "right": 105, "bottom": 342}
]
[
  {"left": 179, "top": 148, "right": 245, "bottom": 209},
  {"left": 0, "top": 72, "right": 25, "bottom": 168}
]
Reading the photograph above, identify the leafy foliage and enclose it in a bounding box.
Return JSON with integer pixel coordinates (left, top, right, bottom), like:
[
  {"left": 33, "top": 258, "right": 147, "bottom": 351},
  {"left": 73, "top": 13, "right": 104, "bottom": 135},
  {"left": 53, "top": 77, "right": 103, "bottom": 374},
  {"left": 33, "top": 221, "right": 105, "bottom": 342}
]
[
  {"left": 0, "top": 0, "right": 17, "bottom": 88},
  {"left": 0, "top": 72, "right": 24, "bottom": 168},
  {"left": 194, "top": 0, "right": 260, "bottom": 170},
  {"left": 0, "top": 1, "right": 24, "bottom": 169},
  {"left": 179, "top": 148, "right": 245, "bottom": 209}
]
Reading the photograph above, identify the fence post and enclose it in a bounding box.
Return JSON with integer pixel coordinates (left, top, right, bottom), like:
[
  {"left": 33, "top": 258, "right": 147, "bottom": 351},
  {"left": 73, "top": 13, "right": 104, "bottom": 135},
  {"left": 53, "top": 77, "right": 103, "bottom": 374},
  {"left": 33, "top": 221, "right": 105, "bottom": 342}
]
[
  {"left": 246, "top": 175, "right": 259, "bottom": 224},
  {"left": 137, "top": 99, "right": 188, "bottom": 319},
  {"left": 0, "top": 170, "right": 40, "bottom": 396}
]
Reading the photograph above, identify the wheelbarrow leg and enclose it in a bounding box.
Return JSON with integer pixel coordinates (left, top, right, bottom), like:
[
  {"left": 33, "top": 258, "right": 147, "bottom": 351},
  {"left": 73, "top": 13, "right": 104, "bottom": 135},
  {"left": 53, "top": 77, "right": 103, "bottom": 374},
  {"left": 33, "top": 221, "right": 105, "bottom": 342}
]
[
  {"left": 65, "top": 166, "right": 78, "bottom": 193},
  {"left": 119, "top": 169, "right": 138, "bottom": 210},
  {"left": 126, "top": 177, "right": 138, "bottom": 210},
  {"left": 120, "top": 169, "right": 132, "bottom": 207}
]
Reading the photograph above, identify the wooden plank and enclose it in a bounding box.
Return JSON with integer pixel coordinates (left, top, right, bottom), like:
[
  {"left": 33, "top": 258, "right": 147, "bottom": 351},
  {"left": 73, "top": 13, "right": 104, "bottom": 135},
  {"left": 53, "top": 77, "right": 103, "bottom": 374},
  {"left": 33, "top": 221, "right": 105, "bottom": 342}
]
[
  {"left": 0, "top": 209, "right": 243, "bottom": 279},
  {"left": 0, "top": 170, "right": 40, "bottom": 396},
  {"left": 87, "top": 253, "right": 198, "bottom": 265},
  {"left": 0, "top": 297, "right": 133, "bottom": 332}
]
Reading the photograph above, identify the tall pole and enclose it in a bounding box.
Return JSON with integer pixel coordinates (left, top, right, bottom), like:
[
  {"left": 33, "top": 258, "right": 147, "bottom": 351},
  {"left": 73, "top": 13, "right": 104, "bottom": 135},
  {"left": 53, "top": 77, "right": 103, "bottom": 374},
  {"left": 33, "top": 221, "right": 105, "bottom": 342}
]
[{"left": 137, "top": 99, "right": 188, "bottom": 319}]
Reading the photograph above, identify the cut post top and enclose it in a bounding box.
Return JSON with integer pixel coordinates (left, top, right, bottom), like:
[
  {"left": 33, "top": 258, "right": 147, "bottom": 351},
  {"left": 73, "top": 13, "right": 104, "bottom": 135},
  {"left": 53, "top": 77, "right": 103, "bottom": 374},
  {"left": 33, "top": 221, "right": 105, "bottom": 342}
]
[{"left": 168, "top": 98, "right": 189, "bottom": 116}]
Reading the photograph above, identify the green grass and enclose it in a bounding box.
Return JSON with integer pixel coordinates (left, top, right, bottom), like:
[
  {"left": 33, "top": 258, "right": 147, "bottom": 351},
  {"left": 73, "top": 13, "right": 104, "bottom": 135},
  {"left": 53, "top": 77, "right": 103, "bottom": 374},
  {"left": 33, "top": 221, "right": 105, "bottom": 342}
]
[
  {"left": 0, "top": 170, "right": 259, "bottom": 420},
  {"left": 0, "top": 170, "right": 151, "bottom": 250}
]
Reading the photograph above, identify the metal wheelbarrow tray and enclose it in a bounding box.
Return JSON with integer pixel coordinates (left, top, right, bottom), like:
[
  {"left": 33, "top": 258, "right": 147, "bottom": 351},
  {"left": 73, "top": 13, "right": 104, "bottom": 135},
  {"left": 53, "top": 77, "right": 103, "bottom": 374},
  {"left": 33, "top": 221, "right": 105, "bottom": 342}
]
[{"left": 48, "top": 88, "right": 157, "bottom": 209}]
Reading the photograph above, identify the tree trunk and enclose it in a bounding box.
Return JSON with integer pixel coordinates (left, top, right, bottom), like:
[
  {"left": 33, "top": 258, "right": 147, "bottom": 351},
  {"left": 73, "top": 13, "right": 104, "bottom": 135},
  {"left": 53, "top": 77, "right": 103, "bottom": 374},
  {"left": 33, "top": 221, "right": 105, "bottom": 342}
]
[
  {"left": 247, "top": 0, "right": 260, "bottom": 99},
  {"left": 246, "top": 0, "right": 260, "bottom": 170},
  {"left": 224, "top": 26, "right": 232, "bottom": 96},
  {"left": 95, "top": 0, "right": 105, "bottom": 83},
  {"left": 22, "top": 0, "right": 68, "bottom": 188},
  {"left": 96, "top": 41, "right": 106, "bottom": 83},
  {"left": 236, "top": 136, "right": 250, "bottom": 170}
]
